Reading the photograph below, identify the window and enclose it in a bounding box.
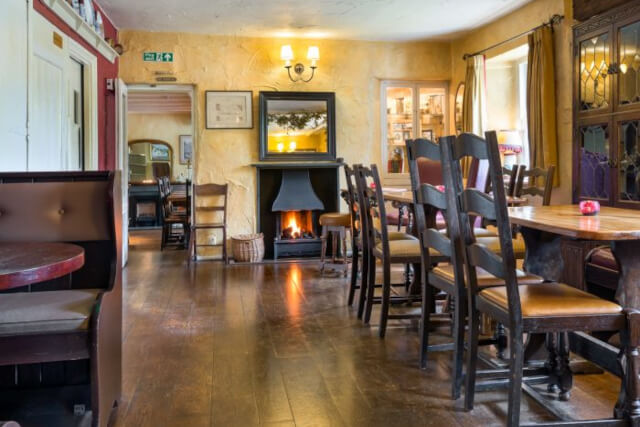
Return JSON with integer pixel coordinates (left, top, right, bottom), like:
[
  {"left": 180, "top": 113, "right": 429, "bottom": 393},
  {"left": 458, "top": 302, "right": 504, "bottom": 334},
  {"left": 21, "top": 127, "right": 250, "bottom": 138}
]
[{"left": 486, "top": 44, "right": 530, "bottom": 169}]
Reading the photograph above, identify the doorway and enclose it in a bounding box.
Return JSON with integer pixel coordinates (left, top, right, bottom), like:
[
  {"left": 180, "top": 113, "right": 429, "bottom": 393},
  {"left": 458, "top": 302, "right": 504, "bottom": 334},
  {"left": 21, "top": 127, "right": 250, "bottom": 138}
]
[{"left": 121, "top": 85, "right": 196, "bottom": 253}]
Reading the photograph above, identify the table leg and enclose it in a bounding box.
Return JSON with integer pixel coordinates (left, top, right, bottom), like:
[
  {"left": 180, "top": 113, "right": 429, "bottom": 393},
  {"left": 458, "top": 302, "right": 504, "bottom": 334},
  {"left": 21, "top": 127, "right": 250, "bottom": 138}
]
[{"left": 611, "top": 240, "right": 640, "bottom": 421}]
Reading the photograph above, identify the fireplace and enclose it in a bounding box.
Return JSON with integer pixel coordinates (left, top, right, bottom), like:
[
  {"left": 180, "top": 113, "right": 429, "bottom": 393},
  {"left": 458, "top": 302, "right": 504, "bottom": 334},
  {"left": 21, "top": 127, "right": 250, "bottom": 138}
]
[
  {"left": 272, "top": 169, "right": 324, "bottom": 259},
  {"left": 253, "top": 162, "right": 341, "bottom": 260}
]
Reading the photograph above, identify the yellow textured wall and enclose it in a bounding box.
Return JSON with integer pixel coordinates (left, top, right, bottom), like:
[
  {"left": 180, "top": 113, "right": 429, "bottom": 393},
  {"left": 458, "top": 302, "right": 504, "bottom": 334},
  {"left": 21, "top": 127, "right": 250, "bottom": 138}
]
[
  {"left": 127, "top": 112, "right": 192, "bottom": 181},
  {"left": 118, "top": 31, "right": 452, "bottom": 236},
  {"left": 451, "top": 0, "right": 572, "bottom": 203}
]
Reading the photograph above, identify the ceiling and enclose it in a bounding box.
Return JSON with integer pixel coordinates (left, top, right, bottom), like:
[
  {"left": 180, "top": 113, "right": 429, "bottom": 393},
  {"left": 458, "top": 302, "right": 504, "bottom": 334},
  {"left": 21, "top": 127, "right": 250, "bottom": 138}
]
[
  {"left": 128, "top": 91, "right": 192, "bottom": 114},
  {"left": 98, "top": 0, "right": 532, "bottom": 41}
]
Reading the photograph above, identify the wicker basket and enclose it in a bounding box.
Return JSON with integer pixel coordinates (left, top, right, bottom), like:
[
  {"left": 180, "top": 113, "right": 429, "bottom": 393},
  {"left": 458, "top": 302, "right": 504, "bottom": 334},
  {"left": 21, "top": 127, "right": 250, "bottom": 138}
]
[{"left": 231, "top": 233, "right": 265, "bottom": 263}]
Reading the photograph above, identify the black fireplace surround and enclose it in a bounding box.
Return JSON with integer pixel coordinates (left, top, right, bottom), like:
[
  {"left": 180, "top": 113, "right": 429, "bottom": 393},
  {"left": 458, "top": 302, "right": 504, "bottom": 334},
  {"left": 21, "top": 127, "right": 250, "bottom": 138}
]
[{"left": 253, "top": 162, "right": 341, "bottom": 259}]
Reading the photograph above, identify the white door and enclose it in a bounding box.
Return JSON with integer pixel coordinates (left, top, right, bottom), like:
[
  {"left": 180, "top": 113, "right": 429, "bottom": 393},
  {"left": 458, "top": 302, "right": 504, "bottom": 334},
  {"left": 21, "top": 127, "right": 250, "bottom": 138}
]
[
  {"left": 29, "top": 12, "right": 67, "bottom": 171},
  {"left": 116, "top": 79, "right": 129, "bottom": 266},
  {"left": 0, "top": 0, "right": 28, "bottom": 171}
]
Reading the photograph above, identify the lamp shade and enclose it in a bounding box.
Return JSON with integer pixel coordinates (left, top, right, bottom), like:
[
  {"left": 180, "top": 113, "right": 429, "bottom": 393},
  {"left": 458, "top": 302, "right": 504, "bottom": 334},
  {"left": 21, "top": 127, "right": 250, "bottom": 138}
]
[
  {"left": 497, "top": 130, "right": 523, "bottom": 153},
  {"left": 280, "top": 45, "right": 294, "bottom": 61},
  {"left": 307, "top": 46, "right": 320, "bottom": 61}
]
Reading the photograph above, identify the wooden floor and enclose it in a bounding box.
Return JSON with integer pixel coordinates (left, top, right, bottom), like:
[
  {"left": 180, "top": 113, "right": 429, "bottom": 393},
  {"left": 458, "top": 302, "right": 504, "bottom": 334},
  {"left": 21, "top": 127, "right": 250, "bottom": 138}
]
[{"left": 114, "top": 230, "right": 621, "bottom": 426}]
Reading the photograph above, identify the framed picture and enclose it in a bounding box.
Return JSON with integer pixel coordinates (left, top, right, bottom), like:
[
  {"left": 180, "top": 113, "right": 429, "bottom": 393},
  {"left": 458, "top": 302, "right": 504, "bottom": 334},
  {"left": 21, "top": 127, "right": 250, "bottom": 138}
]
[
  {"left": 422, "top": 129, "right": 434, "bottom": 140},
  {"left": 206, "top": 91, "right": 253, "bottom": 129},
  {"left": 179, "top": 135, "right": 193, "bottom": 164},
  {"left": 150, "top": 143, "right": 170, "bottom": 161}
]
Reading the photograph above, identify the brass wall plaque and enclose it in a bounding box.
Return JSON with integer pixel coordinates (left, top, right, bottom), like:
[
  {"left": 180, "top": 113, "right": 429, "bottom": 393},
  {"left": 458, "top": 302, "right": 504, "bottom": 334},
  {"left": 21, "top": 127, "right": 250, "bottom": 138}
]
[{"left": 53, "top": 32, "right": 63, "bottom": 49}]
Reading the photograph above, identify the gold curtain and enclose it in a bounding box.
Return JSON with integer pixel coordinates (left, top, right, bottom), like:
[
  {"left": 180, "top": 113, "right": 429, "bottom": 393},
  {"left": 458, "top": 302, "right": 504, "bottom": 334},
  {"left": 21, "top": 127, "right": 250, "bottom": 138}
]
[
  {"left": 527, "top": 26, "right": 558, "bottom": 186},
  {"left": 461, "top": 55, "right": 487, "bottom": 175}
]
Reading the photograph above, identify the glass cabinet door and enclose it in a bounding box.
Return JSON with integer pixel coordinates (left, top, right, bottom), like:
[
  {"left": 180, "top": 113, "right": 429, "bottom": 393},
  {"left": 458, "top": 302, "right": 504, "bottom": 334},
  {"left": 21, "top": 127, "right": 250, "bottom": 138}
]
[
  {"left": 579, "top": 33, "right": 611, "bottom": 112},
  {"left": 579, "top": 123, "right": 611, "bottom": 201},
  {"left": 418, "top": 87, "right": 446, "bottom": 141},
  {"left": 384, "top": 86, "right": 414, "bottom": 174},
  {"left": 618, "top": 21, "right": 640, "bottom": 106},
  {"left": 617, "top": 119, "right": 640, "bottom": 203},
  {"left": 382, "top": 81, "right": 447, "bottom": 179}
]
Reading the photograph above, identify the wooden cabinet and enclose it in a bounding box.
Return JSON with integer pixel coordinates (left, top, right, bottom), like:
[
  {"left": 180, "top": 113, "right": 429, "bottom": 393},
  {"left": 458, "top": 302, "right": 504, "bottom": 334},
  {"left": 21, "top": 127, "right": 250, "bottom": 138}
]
[
  {"left": 573, "top": 2, "right": 640, "bottom": 208},
  {"left": 381, "top": 81, "right": 448, "bottom": 184}
]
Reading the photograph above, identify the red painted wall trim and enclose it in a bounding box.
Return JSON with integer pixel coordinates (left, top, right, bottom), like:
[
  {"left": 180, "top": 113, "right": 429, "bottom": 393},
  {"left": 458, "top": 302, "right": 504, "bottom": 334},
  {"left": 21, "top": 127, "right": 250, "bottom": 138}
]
[{"left": 33, "top": 0, "right": 119, "bottom": 170}]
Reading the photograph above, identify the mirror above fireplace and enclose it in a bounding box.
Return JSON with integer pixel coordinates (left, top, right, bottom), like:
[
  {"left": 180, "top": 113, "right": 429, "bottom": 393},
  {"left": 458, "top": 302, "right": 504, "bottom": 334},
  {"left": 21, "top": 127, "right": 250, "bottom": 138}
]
[{"left": 259, "top": 91, "right": 336, "bottom": 161}]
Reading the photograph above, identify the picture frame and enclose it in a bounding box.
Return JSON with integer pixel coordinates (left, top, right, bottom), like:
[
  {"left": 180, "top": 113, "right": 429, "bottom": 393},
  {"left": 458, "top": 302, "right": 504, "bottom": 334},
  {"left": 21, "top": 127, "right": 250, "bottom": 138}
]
[
  {"left": 179, "top": 135, "right": 193, "bottom": 164},
  {"left": 422, "top": 129, "right": 434, "bottom": 140},
  {"left": 205, "top": 90, "right": 253, "bottom": 129},
  {"left": 150, "top": 143, "right": 170, "bottom": 161}
]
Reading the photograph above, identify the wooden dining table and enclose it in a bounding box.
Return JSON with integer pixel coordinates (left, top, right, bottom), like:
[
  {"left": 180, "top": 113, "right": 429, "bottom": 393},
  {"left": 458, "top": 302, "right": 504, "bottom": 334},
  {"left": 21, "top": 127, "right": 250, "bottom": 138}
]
[{"left": 509, "top": 204, "right": 640, "bottom": 421}]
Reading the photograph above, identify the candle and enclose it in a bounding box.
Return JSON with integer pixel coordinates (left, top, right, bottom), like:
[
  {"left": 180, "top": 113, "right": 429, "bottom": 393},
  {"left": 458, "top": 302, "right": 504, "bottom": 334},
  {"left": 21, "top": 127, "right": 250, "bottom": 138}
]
[{"left": 579, "top": 200, "right": 600, "bottom": 216}]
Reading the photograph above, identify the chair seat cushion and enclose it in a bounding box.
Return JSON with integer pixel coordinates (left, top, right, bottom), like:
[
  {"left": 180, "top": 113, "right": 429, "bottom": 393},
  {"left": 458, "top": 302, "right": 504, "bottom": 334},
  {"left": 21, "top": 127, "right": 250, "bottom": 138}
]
[
  {"left": 319, "top": 212, "right": 351, "bottom": 227},
  {"left": 375, "top": 238, "right": 439, "bottom": 259},
  {"left": 438, "top": 227, "right": 497, "bottom": 238},
  {"left": 478, "top": 283, "right": 622, "bottom": 317},
  {"left": 386, "top": 210, "right": 410, "bottom": 227},
  {"left": 356, "top": 231, "right": 415, "bottom": 248},
  {"left": 0, "top": 290, "right": 100, "bottom": 336},
  {"left": 588, "top": 248, "right": 618, "bottom": 272},
  {"left": 477, "top": 235, "right": 526, "bottom": 258},
  {"left": 474, "top": 227, "right": 497, "bottom": 237},
  {"left": 433, "top": 259, "right": 542, "bottom": 287}
]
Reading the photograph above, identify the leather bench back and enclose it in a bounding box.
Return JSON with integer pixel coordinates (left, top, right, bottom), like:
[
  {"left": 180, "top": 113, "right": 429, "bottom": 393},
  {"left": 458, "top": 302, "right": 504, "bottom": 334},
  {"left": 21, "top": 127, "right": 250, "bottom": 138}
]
[{"left": 0, "top": 172, "right": 120, "bottom": 291}]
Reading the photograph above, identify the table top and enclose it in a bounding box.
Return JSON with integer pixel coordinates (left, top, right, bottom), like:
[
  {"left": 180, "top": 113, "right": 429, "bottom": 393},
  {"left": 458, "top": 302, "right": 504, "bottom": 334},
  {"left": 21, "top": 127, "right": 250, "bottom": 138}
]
[
  {"left": 0, "top": 242, "right": 85, "bottom": 290},
  {"left": 383, "top": 191, "right": 528, "bottom": 207},
  {"left": 509, "top": 204, "right": 640, "bottom": 241}
]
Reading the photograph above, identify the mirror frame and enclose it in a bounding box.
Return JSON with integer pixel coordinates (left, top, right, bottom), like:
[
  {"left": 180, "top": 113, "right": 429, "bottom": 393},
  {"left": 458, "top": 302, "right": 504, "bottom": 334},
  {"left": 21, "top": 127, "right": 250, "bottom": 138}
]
[
  {"left": 454, "top": 82, "right": 465, "bottom": 135},
  {"left": 128, "top": 139, "right": 174, "bottom": 181},
  {"left": 259, "top": 91, "right": 336, "bottom": 162}
]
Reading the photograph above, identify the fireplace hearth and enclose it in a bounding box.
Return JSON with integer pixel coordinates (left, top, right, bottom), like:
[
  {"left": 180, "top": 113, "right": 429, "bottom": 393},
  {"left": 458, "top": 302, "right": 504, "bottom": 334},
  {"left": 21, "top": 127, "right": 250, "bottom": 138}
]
[
  {"left": 253, "top": 161, "right": 341, "bottom": 260},
  {"left": 272, "top": 170, "right": 324, "bottom": 259},
  {"left": 274, "top": 210, "right": 322, "bottom": 258}
]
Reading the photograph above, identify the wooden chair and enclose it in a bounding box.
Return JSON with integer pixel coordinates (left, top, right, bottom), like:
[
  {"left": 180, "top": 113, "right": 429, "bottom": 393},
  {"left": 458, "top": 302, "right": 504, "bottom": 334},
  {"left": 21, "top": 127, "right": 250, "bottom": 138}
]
[
  {"left": 408, "top": 139, "right": 541, "bottom": 399},
  {"left": 0, "top": 171, "right": 122, "bottom": 426},
  {"left": 344, "top": 165, "right": 363, "bottom": 305},
  {"left": 484, "top": 164, "right": 522, "bottom": 197},
  {"left": 515, "top": 165, "right": 555, "bottom": 206},
  {"left": 158, "top": 178, "right": 190, "bottom": 250},
  {"left": 356, "top": 165, "right": 427, "bottom": 337},
  {"left": 190, "top": 183, "right": 228, "bottom": 263},
  {"left": 441, "top": 132, "right": 625, "bottom": 426}
]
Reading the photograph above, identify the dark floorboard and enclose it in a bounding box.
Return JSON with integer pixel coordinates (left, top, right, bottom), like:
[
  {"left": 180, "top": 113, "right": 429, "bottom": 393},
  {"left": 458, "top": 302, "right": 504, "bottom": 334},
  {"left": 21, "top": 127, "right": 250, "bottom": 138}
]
[
  {"left": 4, "top": 230, "right": 620, "bottom": 426},
  {"left": 110, "top": 230, "right": 621, "bottom": 426}
]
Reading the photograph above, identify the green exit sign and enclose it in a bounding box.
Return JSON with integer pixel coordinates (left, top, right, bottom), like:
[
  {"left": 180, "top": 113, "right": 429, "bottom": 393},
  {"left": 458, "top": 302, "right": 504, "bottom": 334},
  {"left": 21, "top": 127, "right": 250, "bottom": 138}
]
[{"left": 143, "top": 52, "right": 174, "bottom": 62}]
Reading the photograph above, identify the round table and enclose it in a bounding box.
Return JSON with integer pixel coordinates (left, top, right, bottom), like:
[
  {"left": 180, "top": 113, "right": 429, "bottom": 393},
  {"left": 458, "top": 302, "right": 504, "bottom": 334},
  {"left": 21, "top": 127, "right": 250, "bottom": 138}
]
[{"left": 0, "top": 242, "right": 85, "bottom": 290}]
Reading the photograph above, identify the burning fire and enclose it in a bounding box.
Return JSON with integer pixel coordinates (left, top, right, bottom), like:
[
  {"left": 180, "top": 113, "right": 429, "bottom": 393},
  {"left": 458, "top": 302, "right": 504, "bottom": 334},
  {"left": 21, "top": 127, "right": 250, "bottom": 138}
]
[{"left": 286, "top": 214, "right": 301, "bottom": 238}]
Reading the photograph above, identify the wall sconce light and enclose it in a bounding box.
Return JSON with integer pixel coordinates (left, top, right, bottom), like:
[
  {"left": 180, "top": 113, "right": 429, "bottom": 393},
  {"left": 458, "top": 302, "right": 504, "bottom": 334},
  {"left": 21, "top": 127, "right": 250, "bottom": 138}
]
[{"left": 281, "top": 45, "right": 319, "bottom": 82}]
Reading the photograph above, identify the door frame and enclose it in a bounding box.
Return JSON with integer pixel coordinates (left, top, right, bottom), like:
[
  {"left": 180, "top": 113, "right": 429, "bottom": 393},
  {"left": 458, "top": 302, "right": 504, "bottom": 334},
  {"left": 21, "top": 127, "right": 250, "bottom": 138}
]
[
  {"left": 67, "top": 37, "right": 98, "bottom": 170},
  {"left": 123, "top": 83, "right": 197, "bottom": 248},
  {"left": 116, "top": 79, "right": 129, "bottom": 266}
]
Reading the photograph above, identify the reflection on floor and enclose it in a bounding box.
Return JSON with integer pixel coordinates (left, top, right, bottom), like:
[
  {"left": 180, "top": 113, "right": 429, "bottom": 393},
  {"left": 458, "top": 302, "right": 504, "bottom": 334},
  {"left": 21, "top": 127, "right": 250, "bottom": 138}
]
[{"left": 113, "top": 239, "right": 621, "bottom": 426}]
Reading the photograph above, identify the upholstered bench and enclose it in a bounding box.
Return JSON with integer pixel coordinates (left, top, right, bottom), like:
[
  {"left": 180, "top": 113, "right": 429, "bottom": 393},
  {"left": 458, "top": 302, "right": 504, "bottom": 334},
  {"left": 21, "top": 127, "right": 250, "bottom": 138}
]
[
  {"left": 585, "top": 247, "right": 619, "bottom": 301},
  {"left": 0, "top": 290, "right": 100, "bottom": 337},
  {"left": 0, "top": 172, "right": 122, "bottom": 427}
]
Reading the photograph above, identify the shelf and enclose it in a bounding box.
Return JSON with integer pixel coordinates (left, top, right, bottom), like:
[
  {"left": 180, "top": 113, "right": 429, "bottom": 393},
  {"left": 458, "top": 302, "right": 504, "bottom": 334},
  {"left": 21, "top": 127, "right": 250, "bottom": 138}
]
[{"left": 43, "top": 0, "right": 119, "bottom": 63}]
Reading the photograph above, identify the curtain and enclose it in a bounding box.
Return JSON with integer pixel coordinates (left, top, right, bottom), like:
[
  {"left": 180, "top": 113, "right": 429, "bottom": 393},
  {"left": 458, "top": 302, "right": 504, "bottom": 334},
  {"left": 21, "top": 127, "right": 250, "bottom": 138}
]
[
  {"left": 527, "top": 26, "right": 558, "bottom": 186},
  {"left": 462, "top": 55, "right": 488, "bottom": 175}
]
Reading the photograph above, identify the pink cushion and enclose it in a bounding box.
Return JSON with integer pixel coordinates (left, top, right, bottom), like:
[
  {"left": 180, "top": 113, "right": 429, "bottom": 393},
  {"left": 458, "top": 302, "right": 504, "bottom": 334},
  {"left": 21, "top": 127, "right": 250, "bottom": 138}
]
[
  {"left": 589, "top": 248, "right": 619, "bottom": 272},
  {"left": 386, "top": 210, "right": 410, "bottom": 226}
]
